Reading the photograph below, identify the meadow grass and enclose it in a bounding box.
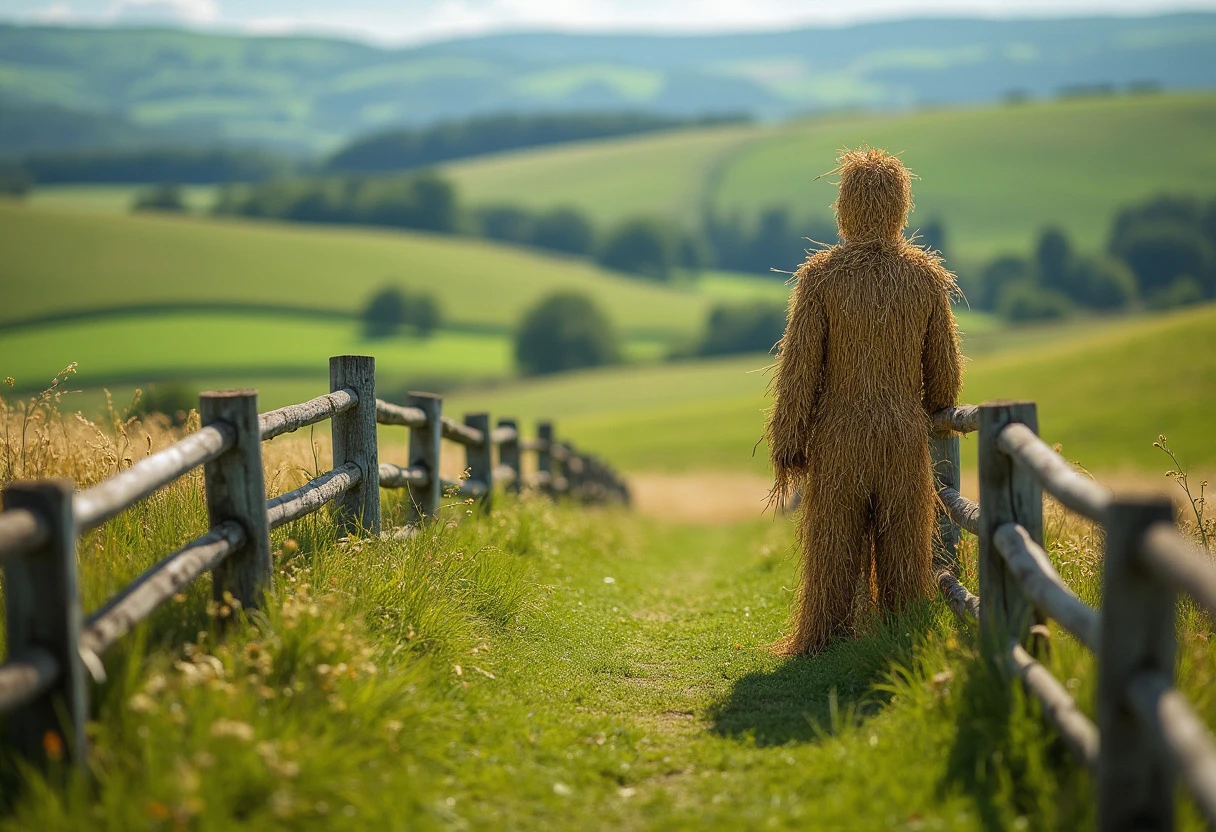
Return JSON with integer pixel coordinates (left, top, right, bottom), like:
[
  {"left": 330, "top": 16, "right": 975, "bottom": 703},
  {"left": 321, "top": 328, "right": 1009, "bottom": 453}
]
[
  {"left": 443, "top": 92, "right": 1216, "bottom": 262},
  {"left": 0, "top": 312, "right": 668, "bottom": 400},
  {"left": 2, "top": 459, "right": 1213, "bottom": 828},
  {"left": 0, "top": 202, "right": 745, "bottom": 337},
  {"left": 443, "top": 122, "right": 759, "bottom": 229},
  {"left": 448, "top": 302, "right": 1216, "bottom": 475},
  {"left": 27, "top": 185, "right": 220, "bottom": 216},
  {"left": 1, "top": 366, "right": 1213, "bottom": 829}
]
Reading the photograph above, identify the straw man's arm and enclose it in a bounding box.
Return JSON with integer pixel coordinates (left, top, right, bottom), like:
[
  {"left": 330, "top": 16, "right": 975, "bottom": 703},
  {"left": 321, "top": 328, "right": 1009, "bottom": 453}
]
[
  {"left": 765, "top": 261, "right": 827, "bottom": 504},
  {"left": 922, "top": 269, "right": 964, "bottom": 416}
]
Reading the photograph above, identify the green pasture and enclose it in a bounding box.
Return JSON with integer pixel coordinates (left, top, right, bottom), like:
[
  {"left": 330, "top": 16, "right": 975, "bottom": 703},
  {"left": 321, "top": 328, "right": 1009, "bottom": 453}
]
[
  {"left": 4, "top": 483, "right": 1213, "bottom": 827},
  {"left": 444, "top": 93, "right": 1216, "bottom": 262},
  {"left": 449, "top": 302, "right": 1216, "bottom": 475},
  {"left": 27, "top": 184, "right": 219, "bottom": 215},
  {"left": 0, "top": 312, "right": 672, "bottom": 399},
  {"left": 0, "top": 202, "right": 768, "bottom": 337},
  {"left": 444, "top": 122, "right": 759, "bottom": 229},
  {"left": 0, "top": 314, "right": 510, "bottom": 392}
]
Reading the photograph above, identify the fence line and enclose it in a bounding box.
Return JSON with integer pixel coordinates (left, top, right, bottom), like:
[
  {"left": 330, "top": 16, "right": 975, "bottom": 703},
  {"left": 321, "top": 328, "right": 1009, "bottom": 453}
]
[
  {"left": 0, "top": 354, "right": 628, "bottom": 769},
  {"left": 931, "top": 400, "right": 1216, "bottom": 830}
]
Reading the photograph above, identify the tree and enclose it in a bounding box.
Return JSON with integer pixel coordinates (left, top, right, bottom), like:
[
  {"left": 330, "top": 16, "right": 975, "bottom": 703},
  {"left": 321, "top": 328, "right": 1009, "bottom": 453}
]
[
  {"left": 362, "top": 286, "right": 408, "bottom": 339},
  {"left": 1067, "top": 254, "right": 1138, "bottom": 310},
  {"left": 1111, "top": 221, "right": 1215, "bottom": 301},
  {"left": 1035, "top": 226, "right": 1072, "bottom": 288},
  {"left": 0, "top": 163, "right": 31, "bottom": 198},
  {"left": 476, "top": 205, "right": 534, "bottom": 244},
  {"left": 697, "top": 302, "right": 787, "bottom": 356},
  {"left": 132, "top": 182, "right": 186, "bottom": 213},
  {"left": 916, "top": 218, "right": 949, "bottom": 259},
  {"left": 407, "top": 293, "right": 442, "bottom": 337},
  {"left": 977, "top": 255, "right": 1034, "bottom": 311},
  {"left": 531, "top": 207, "right": 595, "bottom": 256},
  {"left": 598, "top": 218, "right": 677, "bottom": 281},
  {"left": 514, "top": 293, "right": 620, "bottom": 375},
  {"left": 996, "top": 280, "right": 1073, "bottom": 322}
]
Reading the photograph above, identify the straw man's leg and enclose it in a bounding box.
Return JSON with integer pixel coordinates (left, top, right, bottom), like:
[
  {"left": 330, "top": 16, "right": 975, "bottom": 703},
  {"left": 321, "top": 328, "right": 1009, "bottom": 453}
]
[
  {"left": 871, "top": 443, "right": 935, "bottom": 613},
  {"left": 777, "top": 484, "right": 871, "bottom": 656}
]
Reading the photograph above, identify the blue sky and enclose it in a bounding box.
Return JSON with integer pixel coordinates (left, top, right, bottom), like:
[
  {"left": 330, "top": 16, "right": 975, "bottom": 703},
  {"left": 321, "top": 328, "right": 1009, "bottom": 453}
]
[{"left": 4, "top": 0, "right": 1216, "bottom": 43}]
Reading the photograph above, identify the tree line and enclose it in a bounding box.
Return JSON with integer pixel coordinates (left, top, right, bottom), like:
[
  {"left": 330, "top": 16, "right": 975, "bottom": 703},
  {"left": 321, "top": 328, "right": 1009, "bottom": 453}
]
[
  {"left": 0, "top": 112, "right": 749, "bottom": 186},
  {"left": 326, "top": 112, "right": 749, "bottom": 173},
  {"left": 962, "top": 194, "right": 1216, "bottom": 320}
]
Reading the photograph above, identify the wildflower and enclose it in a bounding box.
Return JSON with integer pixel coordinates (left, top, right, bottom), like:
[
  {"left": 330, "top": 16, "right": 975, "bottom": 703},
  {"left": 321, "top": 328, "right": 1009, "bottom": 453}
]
[
  {"left": 210, "top": 719, "right": 255, "bottom": 742},
  {"left": 42, "top": 730, "right": 64, "bottom": 762},
  {"left": 128, "top": 693, "right": 157, "bottom": 714}
]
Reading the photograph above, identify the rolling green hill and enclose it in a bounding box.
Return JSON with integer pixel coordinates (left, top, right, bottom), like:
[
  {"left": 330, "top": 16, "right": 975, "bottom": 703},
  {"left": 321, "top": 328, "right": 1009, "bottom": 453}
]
[
  {"left": 445, "top": 93, "right": 1216, "bottom": 263},
  {"left": 0, "top": 202, "right": 715, "bottom": 335},
  {"left": 448, "top": 302, "right": 1216, "bottom": 475},
  {"left": 4, "top": 15, "right": 1216, "bottom": 154},
  {"left": 0, "top": 201, "right": 819, "bottom": 396}
]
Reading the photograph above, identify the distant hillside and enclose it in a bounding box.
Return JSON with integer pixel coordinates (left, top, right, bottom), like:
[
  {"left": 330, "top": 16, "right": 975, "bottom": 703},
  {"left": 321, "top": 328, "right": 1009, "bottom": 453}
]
[
  {"left": 2, "top": 14, "right": 1215, "bottom": 154},
  {"left": 325, "top": 112, "right": 747, "bottom": 173},
  {"left": 443, "top": 93, "right": 1216, "bottom": 263}
]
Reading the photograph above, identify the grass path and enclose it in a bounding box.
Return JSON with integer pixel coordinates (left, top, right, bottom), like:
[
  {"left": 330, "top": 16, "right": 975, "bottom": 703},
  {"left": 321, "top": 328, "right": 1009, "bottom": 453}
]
[{"left": 431, "top": 512, "right": 1086, "bottom": 830}]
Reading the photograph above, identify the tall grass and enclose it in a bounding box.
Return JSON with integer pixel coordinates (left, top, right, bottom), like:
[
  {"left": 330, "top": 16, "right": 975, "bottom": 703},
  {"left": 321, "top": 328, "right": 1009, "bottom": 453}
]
[{"left": 1, "top": 379, "right": 1214, "bottom": 828}]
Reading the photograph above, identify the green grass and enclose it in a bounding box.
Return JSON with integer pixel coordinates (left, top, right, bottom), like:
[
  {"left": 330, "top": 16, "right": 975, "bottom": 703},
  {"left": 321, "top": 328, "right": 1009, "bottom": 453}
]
[
  {"left": 0, "top": 202, "right": 760, "bottom": 338},
  {"left": 0, "top": 314, "right": 511, "bottom": 393},
  {"left": 0, "top": 313, "right": 667, "bottom": 399},
  {"left": 27, "top": 185, "right": 219, "bottom": 215},
  {"left": 0, "top": 202, "right": 814, "bottom": 398},
  {"left": 449, "top": 303, "right": 1216, "bottom": 475},
  {"left": 444, "top": 122, "right": 759, "bottom": 229},
  {"left": 443, "top": 93, "right": 1216, "bottom": 262},
  {"left": 3, "top": 484, "right": 1212, "bottom": 828}
]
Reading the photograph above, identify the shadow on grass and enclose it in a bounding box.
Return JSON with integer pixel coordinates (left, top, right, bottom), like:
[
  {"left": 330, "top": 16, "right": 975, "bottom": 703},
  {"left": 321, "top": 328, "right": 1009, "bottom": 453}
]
[
  {"left": 707, "top": 602, "right": 936, "bottom": 746},
  {"left": 938, "top": 638, "right": 1093, "bottom": 831}
]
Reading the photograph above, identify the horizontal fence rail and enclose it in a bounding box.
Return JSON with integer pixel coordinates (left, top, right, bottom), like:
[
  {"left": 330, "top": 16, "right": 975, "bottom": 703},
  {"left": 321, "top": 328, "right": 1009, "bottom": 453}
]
[
  {"left": 0, "top": 354, "right": 628, "bottom": 771},
  {"left": 928, "top": 400, "right": 1216, "bottom": 830},
  {"left": 74, "top": 422, "right": 236, "bottom": 531},
  {"left": 259, "top": 389, "right": 358, "bottom": 442}
]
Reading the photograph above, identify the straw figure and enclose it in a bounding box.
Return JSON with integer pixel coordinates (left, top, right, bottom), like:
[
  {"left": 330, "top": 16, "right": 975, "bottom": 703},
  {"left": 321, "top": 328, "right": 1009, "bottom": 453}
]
[{"left": 765, "top": 147, "right": 964, "bottom": 656}]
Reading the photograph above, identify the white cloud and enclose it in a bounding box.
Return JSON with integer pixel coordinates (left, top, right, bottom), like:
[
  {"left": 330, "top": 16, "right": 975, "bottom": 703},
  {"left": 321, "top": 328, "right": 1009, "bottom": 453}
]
[
  {"left": 33, "top": 3, "right": 76, "bottom": 22},
  {"left": 109, "top": 0, "right": 220, "bottom": 24}
]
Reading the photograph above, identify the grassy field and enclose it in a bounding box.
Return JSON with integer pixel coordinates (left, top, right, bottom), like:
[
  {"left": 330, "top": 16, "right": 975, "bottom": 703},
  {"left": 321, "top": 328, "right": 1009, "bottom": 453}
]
[
  {"left": 2, "top": 457, "right": 1212, "bottom": 828},
  {"left": 449, "top": 302, "right": 1216, "bottom": 476},
  {"left": 444, "top": 93, "right": 1216, "bottom": 262},
  {"left": 0, "top": 202, "right": 732, "bottom": 337},
  {"left": 0, "top": 313, "right": 675, "bottom": 397},
  {"left": 0, "top": 199, "right": 1003, "bottom": 401},
  {"left": 27, "top": 185, "right": 220, "bottom": 215}
]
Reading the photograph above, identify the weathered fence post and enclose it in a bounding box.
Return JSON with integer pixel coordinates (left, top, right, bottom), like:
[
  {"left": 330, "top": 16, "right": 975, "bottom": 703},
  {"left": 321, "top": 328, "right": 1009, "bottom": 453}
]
[
  {"left": 330, "top": 355, "right": 380, "bottom": 537},
  {"left": 537, "top": 421, "right": 554, "bottom": 497},
  {"left": 497, "top": 417, "right": 520, "bottom": 494},
  {"left": 465, "top": 412, "right": 493, "bottom": 510},
  {"left": 1, "top": 479, "right": 87, "bottom": 767},
  {"left": 407, "top": 392, "right": 443, "bottom": 523},
  {"left": 1098, "top": 496, "right": 1177, "bottom": 831},
  {"left": 931, "top": 430, "right": 961, "bottom": 571},
  {"left": 201, "top": 390, "right": 272, "bottom": 611},
  {"left": 566, "top": 445, "right": 584, "bottom": 499},
  {"left": 977, "top": 401, "right": 1043, "bottom": 652}
]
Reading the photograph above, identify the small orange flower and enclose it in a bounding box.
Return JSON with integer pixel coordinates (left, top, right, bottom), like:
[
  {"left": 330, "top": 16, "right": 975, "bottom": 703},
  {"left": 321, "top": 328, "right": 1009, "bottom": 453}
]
[
  {"left": 146, "top": 801, "right": 171, "bottom": 820},
  {"left": 42, "top": 730, "right": 64, "bottom": 762}
]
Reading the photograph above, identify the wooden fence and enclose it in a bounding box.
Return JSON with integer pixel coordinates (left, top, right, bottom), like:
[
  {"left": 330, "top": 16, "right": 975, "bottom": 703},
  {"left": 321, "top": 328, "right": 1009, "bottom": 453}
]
[
  {"left": 930, "top": 400, "right": 1216, "bottom": 830},
  {"left": 0, "top": 355, "right": 627, "bottom": 768}
]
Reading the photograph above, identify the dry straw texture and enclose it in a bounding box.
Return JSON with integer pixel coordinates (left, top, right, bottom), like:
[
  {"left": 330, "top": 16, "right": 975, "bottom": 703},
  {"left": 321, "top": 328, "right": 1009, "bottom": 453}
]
[{"left": 765, "top": 147, "right": 964, "bottom": 656}]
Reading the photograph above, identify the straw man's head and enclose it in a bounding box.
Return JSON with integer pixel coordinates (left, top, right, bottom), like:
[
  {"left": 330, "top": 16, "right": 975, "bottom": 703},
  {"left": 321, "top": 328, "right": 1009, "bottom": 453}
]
[{"left": 832, "top": 148, "right": 913, "bottom": 243}]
